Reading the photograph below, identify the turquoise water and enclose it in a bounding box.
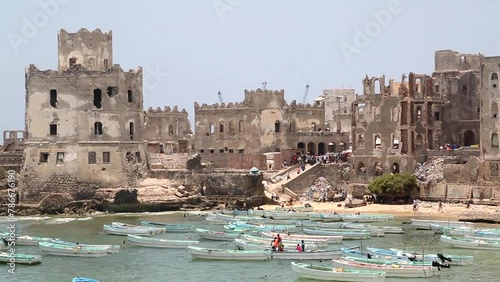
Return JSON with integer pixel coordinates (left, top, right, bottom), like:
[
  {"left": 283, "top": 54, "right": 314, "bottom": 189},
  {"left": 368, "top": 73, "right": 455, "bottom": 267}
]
[{"left": 0, "top": 212, "right": 498, "bottom": 282}]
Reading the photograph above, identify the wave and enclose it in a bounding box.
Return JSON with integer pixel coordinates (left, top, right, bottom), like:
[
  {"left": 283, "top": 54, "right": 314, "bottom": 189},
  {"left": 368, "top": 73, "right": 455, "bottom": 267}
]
[
  {"left": 43, "top": 217, "right": 94, "bottom": 225},
  {"left": 0, "top": 216, "right": 52, "bottom": 223}
]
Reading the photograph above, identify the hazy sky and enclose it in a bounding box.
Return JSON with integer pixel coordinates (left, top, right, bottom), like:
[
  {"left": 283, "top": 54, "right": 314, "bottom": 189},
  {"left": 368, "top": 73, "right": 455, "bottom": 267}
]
[{"left": 1, "top": 0, "right": 497, "bottom": 135}]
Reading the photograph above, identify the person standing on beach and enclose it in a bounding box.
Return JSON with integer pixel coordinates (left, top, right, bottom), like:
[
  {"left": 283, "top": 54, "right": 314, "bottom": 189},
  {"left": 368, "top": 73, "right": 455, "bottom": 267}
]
[{"left": 438, "top": 200, "right": 443, "bottom": 212}]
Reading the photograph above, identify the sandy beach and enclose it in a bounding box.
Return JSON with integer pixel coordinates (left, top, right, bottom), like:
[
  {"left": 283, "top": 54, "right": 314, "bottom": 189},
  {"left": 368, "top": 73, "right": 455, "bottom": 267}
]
[{"left": 261, "top": 200, "right": 500, "bottom": 222}]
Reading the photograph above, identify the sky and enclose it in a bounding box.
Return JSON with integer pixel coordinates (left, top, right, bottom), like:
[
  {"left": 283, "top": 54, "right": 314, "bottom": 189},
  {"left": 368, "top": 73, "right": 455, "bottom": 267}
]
[{"left": 1, "top": 0, "right": 498, "bottom": 136}]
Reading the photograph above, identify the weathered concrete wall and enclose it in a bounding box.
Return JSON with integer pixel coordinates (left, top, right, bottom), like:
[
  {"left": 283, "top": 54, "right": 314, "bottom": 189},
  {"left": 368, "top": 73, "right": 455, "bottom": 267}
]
[
  {"left": 323, "top": 89, "right": 356, "bottom": 142},
  {"left": 282, "top": 162, "right": 322, "bottom": 194},
  {"left": 146, "top": 169, "right": 265, "bottom": 198}
]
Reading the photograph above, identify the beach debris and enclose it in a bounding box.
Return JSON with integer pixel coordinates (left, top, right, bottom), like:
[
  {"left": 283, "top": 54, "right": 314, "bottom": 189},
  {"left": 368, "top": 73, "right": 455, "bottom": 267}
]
[
  {"left": 414, "top": 158, "right": 444, "bottom": 185},
  {"left": 301, "top": 177, "right": 344, "bottom": 202}
]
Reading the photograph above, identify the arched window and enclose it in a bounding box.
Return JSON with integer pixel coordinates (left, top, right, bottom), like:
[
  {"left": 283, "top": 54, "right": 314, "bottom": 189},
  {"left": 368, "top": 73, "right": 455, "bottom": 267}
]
[
  {"left": 374, "top": 134, "right": 381, "bottom": 149},
  {"left": 228, "top": 121, "right": 234, "bottom": 133},
  {"left": 275, "top": 121, "right": 281, "bottom": 133},
  {"left": 50, "top": 89, "right": 57, "bottom": 107},
  {"left": 357, "top": 162, "right": 366, "bottom": 174},
  {"left": 492, "top": 73, "right": 498, "bottom": 88},
  {"left": 129, "top": 122, "right": 134, "bottom": 139},
  {"left": 238, "top": 120, "right": 244, "bottom": 132},
  {"left": 209, "top": 123, "right": 215, "bottom": 134},
  {"left": 94, "top": 122, "right": 103, "bottom": 135},
  {"left": 415, "top": 134, "right": 423, "bottom": 148},
  {"left": 492, "top": 102, "right": 498, "bottom": 118},
  {"left": 391, "top": 107, "right": 398, "bottom": 121},
  {"left": 169, "top": 125, "right": 174, "bottom": 136},
  {"left": 374, "top": 107, "right": 381, "bottom": 122},
  {"left": 311, "top": 122, "right": 317, "bottom": 131},
  {"left": 219, "top": 122, "right": 224, "bottom": 133},
  {"left": 416, "top": 107, "right": 422, "bottom": 121},
  {"left": 93, "top": 89, "right": 102, "bottom": 109},
  {"left": 492, "top": 133, "right": 499, "bottom": 148}
]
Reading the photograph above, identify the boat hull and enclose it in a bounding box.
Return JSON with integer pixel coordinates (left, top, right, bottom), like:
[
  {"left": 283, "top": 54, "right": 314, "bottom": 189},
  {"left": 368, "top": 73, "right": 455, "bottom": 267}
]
[
  {"left": 127, "top": 235, "right": 198, "bottom": 248},
  {"left": 187, "top": 246, "right": 271, "bottom": 261},
  {"left": 332, "top": 259, "right": 439, "bottom": 278},
  {"left": 291, "top": 262, "right": 386, "bottom": 282}
]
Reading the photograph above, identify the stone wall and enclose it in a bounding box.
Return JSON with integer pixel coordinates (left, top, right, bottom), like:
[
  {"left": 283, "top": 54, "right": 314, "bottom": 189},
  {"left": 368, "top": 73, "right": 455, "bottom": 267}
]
[
  {"left": 282, "top": 162, "right": 322, "bottom": 195},
  {"left": 198, "top": 153, "right": 267, "bottom": 170}
]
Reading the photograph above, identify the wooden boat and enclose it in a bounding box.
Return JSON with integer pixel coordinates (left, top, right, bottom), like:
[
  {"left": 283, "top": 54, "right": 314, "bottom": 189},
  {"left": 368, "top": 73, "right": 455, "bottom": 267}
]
[
  {"left": 234, "top": 238, "right": 319, "bottom": 252},
  {"left": 50, "top": 239, "right": 120, "bottom": 253},
  {"left": 303, "top": 228, "right": 373, "bottom": 240},
  {"left": 140, "top": 221, "right": 193, "bottom": 232},
  {"left": 332, "top": 258, "right": 440, "bottom": 278},
  {"left": 187, "top": 246, "right": 271, "bottom": 260},
  {"left": 440, "top": 235, "right": 500, "bottom": 250},
  {"left": 410, "top": 219, "right": 474, "bottom": 230},
  {"left": 39, "top": 242, "right": 108, "bottom": 257},
  {"left": 291, "top": 261, "right": 386, "bottom": 282},
  {"left": 340, "top": 214, "right": 393, "bottom": 223},
  {"left": 241, "top": 234, "right": 328, "bottom": 248},
  {"left": 195, "top": 228, "right": 241, "bottom": 241},
  {"left": 275, "top": 205, "right": 314, "bottom": 212},
  {"left": 261, "top": 231, "right": 343, "bottom": 244},
  {"left": 16, "top": 235, "right": 61, "bottom": 246},
  {"left": 127, "top": 234, "right": 199, "bottom": 248},
  {"left": 389, "top": 248, "right": 474, "bottom": 266},
  {"left": 342, "top": 255, "right": 434, "bottom": 266},
  {"left": 335, "top": 222, "right": 404, "bottom": 234},
  {"left": 224, "top": 222, "right": 295, "bottom": 234},
  {"left": 72, "top": 278, "right": 100, "bottom": 282},
  {"left": 103, "top": 224, "right": 161, "bottom": 236},
  {"left": 111, "top": 222, "right": 166, "bottom": 235},
  {"left": 270, "top": 249, "right": 341, "bottom": 260},
  {"left": 464, "top": 234, "right": 500, "bottom": 241},
  {"left": 205, "top": 214, "right": 230, "bottom": 225},
  {"left": 0, "top": 252, "right": 42, "bottom": 265}
]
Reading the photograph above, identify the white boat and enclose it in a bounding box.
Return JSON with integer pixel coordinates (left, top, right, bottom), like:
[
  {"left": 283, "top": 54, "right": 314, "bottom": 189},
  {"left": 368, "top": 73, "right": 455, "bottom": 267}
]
[
  {"left": 195, "top": 228, "right": 241, "bottom": 241},
  {"left": 302, "top": 228, "right": 373, "bottom": 240},
  {"left": 234, "top": 238, "right": 319, "bottom": 252},
  {"left": 205, "top": 214, "right": 230, "bottom": 225},
  {"left": 291, "top": 261, "right": 386, "bottom": 282},
  {"left": 103, "top": 224, "right": 157, "bottom": 236},
  {"left": 111, "top": 222, "right": 166, "bottom": 235},
  {"left": 440, "top": 235, "right": 500, "bottom": 250},
  {"left": 340, "top": 214, "right": 393, "bottom": 223},
  {"left": 388, "top": 248, "right": 474, "bottom": 266},
  {"left": 0, "top": 252, "right": 42, "bottom": 265},
  {"left": 187, "top": 246, "right": 272, "bottom": 260},
  {"left": 261, "top": 231, "right": 343, "bottom": 244},
  {"left": 127, "top": 235, "right": 199, "bottom": 248},
  {"left": 38, "top": 242, "right": 108, "bottom": 257},
  {"left": 410, "top": 219, "right": 474, "bottom": 230},
  {"left": 15, "top": 235, "right": 61, "bottom": 246},
  {"left": 50, "top": 239, "right": 120, "bottom": 253},
  {"left": 275, "top": 205, "right": 314, "bottom": 212},
  {"left": 336, "top": 222, "right": 404, "bottom": 234},
  {"left": 270, "top": 249, "right": 341, "bottom": 260},
  {"left": 332, "top": 258, "right": 440, "bottom": 278},
  {"left": 241, "top": 234, "right": 328, "bottom": 248}
]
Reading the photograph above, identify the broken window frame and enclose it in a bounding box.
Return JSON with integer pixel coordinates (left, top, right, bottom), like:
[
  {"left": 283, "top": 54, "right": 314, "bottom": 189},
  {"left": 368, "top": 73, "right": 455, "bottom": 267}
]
[
  {"left": 93, "top": 89, "right": 102, "bottom": 109},
  {"left": 39, "top": 152, "right": 49, "bottom": 163},
  {"left": 88, "top": 152, "right": 97, "bottom": 164},
  {"left": 129, "top": 122, "right": 135, "bottom": 139},
  {"left": 492, "top": 102, "right": 498, "bottom": 118},
  {"left": 374, "top": 134, "right": 381, "bottom": 149},
  {"left": 50, "top": 89, "right": 57, "bottom": 108},
  {"left": 275, "top": 120, "right": 281, "bottom": 133},
  {"left": 127, "top": 90, "right": 133, "bottom": 102},
  {"left": 50, "top": 124, "right": 57, "bottom": 136},
  {"left": 107, "top": 86, "right": 118, "bottom": 98},
  {"left": 56, "top": 152, "right": 64, "bottom": 165},
  {"left": 492, "top": 73, "right": 498, "bottom": 88},
  {"left": 94, "top": 122, "right": 103, "bottom": 135},
  {"left": 492, "top": 133, "right": 499, "bottom": 148},
  {"left": 103, "top": 152, "right": 111, "bottom": 164}
]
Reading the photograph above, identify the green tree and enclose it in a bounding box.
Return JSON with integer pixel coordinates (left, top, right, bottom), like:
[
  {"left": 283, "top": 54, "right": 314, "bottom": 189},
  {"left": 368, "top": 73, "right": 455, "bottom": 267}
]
[{"left": 368, "top": 173, "right": 418, "bottom": 201}]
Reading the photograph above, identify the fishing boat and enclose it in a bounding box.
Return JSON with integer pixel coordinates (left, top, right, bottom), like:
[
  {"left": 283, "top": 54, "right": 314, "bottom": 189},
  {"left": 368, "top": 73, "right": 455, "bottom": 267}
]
[
  {"left": 340, "top": 214, "right": 393, "bottom": 223},
  {"left": 334, "top": 222, "right": 404, "bottom": 234},
  {"left": 410, "top": 219, "right": 474, "bottom": 230},
  {"left": 332, "top": 258, "right": 440, "bottom": 278},
  {"left": 224, "top": 222, "right": 295, "bottom": 234},
  {"left": 72, "top": 278, "right": 100, "bottom": 282},
  {"left": 341, "top": 255, "right": 434, "bottom": 266},
  {"left": 50, "top": 239, "right": 120, "bottom": 253},
  {"left": 275, "top": 205, "right": 314, "bottom": 212},
  {"left": 0, "top": 252, "right": 42, "bottom": 265},
  {"left": 440, "top": 235, "right": 500, "bottom": 250},
  {"left": 127, "top": 234, "right": 199, "bottom": 248},
  {"left": 261, "top": 231, "right": 343, "bottom": 244},
  {"left": 205, "top": 214, "right": 229, "bottom": 225},
  {"left": 303, "top": 228, "right": 373, "bottom": 240},
  {"left": 15, "top": 235, "right": 61, "bottom": 246},
  {"left": 140, "top": 221, "right": 193, "bottom": 232},
  {"left": 270, "top": 249, "right": 341, "bottom": 260},
  {"left": 389, "top": 248, "right": 474, "bottom": 266},
  {"left": 233, "top": 238, "right": 319, "bottom": 252},
  {"left": 291, "top": 261, "right": 386, "bottom": 282},
  {"left": 187, "top": 246, "right": 272, "bottom": 260},
  {"left": 195, "top": 228, "right": 241, "bottom": 241},
  {"left": 241, "top": 234, "right": 329, "bottom": 248},
  {"left": 364, "top": 246, "right": 473, "bottom": 266},
  {"left": 39, "top": 242, "right": 108, "bottom": 257},
  {"left": 111, "top": 222, "right": 166, "bottom": 234}
]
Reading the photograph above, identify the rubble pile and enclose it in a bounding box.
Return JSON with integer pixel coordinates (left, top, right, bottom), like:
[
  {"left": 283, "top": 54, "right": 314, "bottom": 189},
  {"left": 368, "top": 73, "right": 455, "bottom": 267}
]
[
  {"left": 414, "top": 158, "right": 444, "bottom": 185},
  {"left": 301, "top": 177, "right": 338, "bottom": 202}
]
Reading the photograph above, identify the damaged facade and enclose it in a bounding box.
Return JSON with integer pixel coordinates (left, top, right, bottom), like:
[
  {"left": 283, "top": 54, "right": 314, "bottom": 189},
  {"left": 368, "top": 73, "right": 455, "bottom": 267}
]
[
  {"left": 194, "top": 89, "right": 349, "bottom": 169},
  {"left": 319, "top": 88, "right": 356, "bottom": 144},
  {"left": 143, "top": 106, "right": 194, "bottom": 169},
  {"left": 20, "top": 29, "right": 146, "bottom": 203}
]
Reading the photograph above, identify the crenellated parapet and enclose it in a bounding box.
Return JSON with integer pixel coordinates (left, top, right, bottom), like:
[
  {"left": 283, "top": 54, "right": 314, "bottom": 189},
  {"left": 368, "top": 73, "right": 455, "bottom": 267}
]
[
  {"left": 25, "top": 64, "right": 142, "bottom": 77},
  {"left": 145, "top": 106, "right": 188, "bottom": 115},
  {"left": 243, "top": 88, "right": 285, "bottom": 96},
  {"left": 194, "top": 101, "right": 249, "bottom": 111}
]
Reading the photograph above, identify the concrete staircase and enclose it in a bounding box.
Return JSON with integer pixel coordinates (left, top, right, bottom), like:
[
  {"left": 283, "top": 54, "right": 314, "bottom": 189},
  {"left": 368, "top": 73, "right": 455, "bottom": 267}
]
[{"left": 264, "top": 163, "right": 317, "bottom": 202}]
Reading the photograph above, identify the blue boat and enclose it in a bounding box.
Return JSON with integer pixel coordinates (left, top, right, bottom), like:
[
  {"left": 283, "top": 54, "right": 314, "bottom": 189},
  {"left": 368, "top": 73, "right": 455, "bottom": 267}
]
[{"left": 72, "top": 278, "right": 100, "bottom": 282}]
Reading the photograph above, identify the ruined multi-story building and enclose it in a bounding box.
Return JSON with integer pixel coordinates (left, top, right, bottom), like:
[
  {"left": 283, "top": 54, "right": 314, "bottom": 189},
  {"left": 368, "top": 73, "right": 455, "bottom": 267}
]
[
  {"left": 194, "top": 88, "right": 348, "bottom": 169},
  {"left": 0, "top": 130, "right": 26, "bottom": 172},
  {"left": 318, "top": 88, "right": 356, "bottom": 144},
  {"left": 143, "top": 106, "right": 194, "bottom": 169},
  {"left": 433, "top": 50, "right": 481, "bottom": 146},
  {"left": 351, "top": 73, "right": 444, "bottom": 183},
  {"left": 20, "top": 29, "right": 146, "bottom": 203}
]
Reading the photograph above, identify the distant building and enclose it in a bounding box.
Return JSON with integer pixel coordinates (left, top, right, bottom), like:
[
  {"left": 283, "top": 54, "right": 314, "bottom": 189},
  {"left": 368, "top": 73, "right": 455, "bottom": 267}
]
[
  {"left": 194, "top": 89, "right": 348, "bottom": 169},
  {"left": 20, "top": 29, "right": 146, "bottom": 203},
  {"left": 317, "top": 88, "right": 356, "bottom": 144}
]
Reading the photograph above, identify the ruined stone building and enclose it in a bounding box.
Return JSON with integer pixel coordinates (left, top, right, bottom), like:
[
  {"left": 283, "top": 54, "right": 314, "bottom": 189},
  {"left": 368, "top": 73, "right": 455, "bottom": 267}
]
[
  {"left": 143, "top": 106, "right": 194, "bottom": 168},
  {"left": 317, "top": 88, "right": 356, "bottom": 144},
  {"left": 0, "top": 130, "right": 26, "bottom": 172},
  {"left": 20, "top": 29, "right": 146, "bottom": 203},
  {"left": 351, "top": 73, "right": 444, "bottom": 183},
  {"left": 194, "top": 88, "right": 349, "bottom": 169},
  {"left": 433, "top": 50, "right": 481, "bottom": 146}
]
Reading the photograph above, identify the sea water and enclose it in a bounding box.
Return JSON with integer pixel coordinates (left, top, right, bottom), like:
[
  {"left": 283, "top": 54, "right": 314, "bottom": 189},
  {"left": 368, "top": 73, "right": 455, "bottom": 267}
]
[{"left": 0, "top": 212, "right": 498, "bottom": 282}]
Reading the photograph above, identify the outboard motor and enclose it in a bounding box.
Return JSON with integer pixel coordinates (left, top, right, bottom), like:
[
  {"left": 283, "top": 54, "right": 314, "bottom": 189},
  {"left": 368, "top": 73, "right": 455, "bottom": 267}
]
[
  {"left": 432, "top": 260, "right": 451, "bottom": 270},
  {"left": 437, "top": 253, "right": 453, "bottom": 263}
]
